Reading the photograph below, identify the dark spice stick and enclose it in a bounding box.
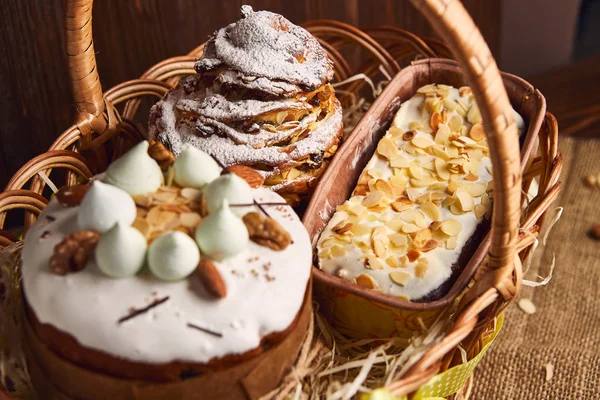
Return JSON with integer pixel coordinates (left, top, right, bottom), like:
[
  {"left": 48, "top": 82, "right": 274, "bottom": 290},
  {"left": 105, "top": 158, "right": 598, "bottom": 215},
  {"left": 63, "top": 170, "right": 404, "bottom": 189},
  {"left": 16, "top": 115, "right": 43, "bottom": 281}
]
[
  {"left": 186, "top": 322, "right": 223, "bottom": 338},
  {"left": 118, "top": 296, "right": 170, "bottom": 324}
]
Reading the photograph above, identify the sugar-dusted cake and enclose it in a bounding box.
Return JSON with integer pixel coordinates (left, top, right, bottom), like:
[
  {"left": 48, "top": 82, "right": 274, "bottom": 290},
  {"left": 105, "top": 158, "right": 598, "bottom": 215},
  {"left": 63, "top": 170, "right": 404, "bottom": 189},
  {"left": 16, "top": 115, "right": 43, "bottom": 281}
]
[
  {"left": 148, "top": 6, "right": 343, "bottom": 206},
  {"left": 317, "top": 84, "right": 525, "bottom": 301},
  {"left": 21, "top": 141, "right": 312, "bottom": 399}
]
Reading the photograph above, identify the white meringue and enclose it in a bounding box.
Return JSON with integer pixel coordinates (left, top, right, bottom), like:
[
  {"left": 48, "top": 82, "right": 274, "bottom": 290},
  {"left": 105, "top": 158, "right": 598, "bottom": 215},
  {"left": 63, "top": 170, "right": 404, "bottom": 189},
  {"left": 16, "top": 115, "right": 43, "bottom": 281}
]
[
  {"left": 95, "top": 222, "right": 147, "bottom": 278},
  {"left": 77, "top": 181, "right": 136, "bottom": 233},
  {"left": 173, "top": 145, "right": 222, "bottom": 189},
  {"left": 104, "top": 141, "right": 163, "bottom": 195},
  {"left": 148, "top": 231, "right": 200, "bottom": 281},
  {"left": 204, "top": 174, "right": 254, "bottom": 217},
  {"left": 195, "top": 200, "right": 249, "bottom": 260}
]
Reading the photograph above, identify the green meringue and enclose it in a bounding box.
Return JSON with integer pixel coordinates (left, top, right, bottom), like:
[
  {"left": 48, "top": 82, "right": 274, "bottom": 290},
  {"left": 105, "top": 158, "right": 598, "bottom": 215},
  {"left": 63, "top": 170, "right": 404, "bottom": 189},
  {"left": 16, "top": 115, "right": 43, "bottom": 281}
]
[
  {"left": 78, "top": 181, "right": 137, "bottom": 233},
  {"left": 104, "top": 141, "right": 163, "bottom": 195},
  {"left": 148, "top": 231, "right": 200, "bottom": 281},
  {"left": 95, "top": 222, "right": 147, "bottom": 278},
  {"left": 204, "top": 174, "right": 254, "bottom": 217},
  {"left": 173, "top": 145, "right": 222, "bottom": 189},
  {"left": 195, "top": 200, "right": 249, "bottom": 260}
]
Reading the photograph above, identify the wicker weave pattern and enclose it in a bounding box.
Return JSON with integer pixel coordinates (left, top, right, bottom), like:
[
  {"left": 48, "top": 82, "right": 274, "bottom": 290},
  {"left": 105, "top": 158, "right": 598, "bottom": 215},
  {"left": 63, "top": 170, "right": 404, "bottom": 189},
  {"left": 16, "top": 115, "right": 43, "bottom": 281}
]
[{"left": 0, "top": 0, "right": 562, "bottom": 398}]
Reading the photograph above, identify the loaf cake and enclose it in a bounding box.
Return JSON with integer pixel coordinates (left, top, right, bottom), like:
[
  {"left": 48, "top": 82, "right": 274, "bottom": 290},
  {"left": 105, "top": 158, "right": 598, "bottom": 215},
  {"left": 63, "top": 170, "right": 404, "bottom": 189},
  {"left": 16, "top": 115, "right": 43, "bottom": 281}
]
[
  {"left": 20, "top": 141, "right": 312, "bottom": 398},
  {"left": 317, "top": 84, "right": 525, "bottom": 301},
  {"left": 149, "top": 6, "right": 343, "bottom": 206}
]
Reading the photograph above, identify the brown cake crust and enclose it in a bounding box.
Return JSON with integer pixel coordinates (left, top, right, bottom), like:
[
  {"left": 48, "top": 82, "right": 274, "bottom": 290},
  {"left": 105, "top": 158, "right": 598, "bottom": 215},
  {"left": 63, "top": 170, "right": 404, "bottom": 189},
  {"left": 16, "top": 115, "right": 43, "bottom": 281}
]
[{"left": 24, "top": 281, "right": 310, "bottom": 383}]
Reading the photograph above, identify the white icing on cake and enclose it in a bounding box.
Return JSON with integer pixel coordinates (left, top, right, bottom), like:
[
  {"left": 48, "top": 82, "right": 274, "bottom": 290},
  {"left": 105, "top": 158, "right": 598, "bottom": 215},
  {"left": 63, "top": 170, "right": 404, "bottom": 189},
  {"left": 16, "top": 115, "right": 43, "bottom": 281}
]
[
  {"left": 21, "top": 188, "right": 311, "bottom": 365},
  {"left": 317, "top": 85, "right": 525, "bottom": 300}
]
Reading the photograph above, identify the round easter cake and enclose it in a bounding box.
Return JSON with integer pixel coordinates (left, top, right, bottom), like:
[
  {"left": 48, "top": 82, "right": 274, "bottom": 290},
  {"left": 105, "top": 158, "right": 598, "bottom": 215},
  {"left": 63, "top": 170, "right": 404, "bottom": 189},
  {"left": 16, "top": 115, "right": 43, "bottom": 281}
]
[{"left": 20, "top": 141, "right": 312, "bottom": 399}]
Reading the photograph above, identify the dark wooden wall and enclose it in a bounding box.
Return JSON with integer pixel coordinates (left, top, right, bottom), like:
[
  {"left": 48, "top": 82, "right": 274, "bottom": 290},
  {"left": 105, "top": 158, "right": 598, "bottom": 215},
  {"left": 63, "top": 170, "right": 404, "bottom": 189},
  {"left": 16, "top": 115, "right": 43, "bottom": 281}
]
[{"left": 0, "top": 0, "right": 500, "bottom": 188}]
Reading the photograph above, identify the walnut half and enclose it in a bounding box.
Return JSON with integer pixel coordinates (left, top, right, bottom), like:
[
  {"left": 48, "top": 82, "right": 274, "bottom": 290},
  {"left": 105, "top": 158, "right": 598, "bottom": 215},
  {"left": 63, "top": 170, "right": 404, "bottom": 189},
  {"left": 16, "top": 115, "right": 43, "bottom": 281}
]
[
  {"left": 242, "top": 212, "right": 291, "bottom": 251},
  {"left": 49, "top": 231, "right": 101, "bottom": 276}
]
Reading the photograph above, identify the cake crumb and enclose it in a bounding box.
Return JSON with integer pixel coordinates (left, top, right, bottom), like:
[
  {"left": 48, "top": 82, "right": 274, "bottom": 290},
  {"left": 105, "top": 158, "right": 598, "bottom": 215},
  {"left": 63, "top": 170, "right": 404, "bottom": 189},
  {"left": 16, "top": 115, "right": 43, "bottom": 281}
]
[
  {"left": 544, "top": 363, "right": 554, "bottom": 382},
  {"left": 518, "top": 298, "right": 536, "bottom": 315}
]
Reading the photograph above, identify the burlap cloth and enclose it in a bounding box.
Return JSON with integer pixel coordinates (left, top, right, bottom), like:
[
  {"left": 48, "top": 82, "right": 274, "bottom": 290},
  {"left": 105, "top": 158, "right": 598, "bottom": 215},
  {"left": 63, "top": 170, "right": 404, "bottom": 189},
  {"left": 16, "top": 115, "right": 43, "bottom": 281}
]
[{"left": 472, "top": 136, "right": 600, "bottom": 399}]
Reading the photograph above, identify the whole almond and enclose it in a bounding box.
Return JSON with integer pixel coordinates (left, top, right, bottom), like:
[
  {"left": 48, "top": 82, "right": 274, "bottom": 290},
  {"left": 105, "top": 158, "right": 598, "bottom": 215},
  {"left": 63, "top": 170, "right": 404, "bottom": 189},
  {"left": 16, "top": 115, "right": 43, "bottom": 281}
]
[
  {"left": 56, "top": 182, "right": 91, "bottom": 207},
  {"left": 226, "top": 165, "right": 265, "bottom": 188},
  {"left": 197, "top": 259, "right": 227, "bottom": 299}
]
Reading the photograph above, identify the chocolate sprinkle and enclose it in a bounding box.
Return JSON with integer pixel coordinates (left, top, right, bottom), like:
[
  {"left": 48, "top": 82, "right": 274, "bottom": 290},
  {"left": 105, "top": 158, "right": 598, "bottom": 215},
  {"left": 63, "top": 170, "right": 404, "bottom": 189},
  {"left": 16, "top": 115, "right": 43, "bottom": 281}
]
[
  {"left": 230, "top": 202, "right": 288, "bottom": 207},
  {"left": 253, "top": 199, "right": 273, "bottom": 219},
  {"left": 186, "top": 322, "right": 223, "bottom": 338},
  {"left": 118, "top": 296, "right": 170, "bottom": 324}
]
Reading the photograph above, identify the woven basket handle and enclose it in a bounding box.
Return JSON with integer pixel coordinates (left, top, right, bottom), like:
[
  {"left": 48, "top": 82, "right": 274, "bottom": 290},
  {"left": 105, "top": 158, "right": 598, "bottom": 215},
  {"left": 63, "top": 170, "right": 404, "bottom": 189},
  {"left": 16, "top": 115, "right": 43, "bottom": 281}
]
[
  {"left": 65, "top": 0, "right": 104, "bottom": 118},
  {"left": 411, "top": 0, "right": 521, "bottom": 293}
]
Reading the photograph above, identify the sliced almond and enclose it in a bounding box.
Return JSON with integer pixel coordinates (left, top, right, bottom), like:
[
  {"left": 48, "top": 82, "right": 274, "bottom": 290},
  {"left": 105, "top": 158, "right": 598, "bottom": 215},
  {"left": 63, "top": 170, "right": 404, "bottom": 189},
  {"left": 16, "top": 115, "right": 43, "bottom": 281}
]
[
  {"left": 435, "top": 124, "right": 451, "bottom": 144},
  {"left": 389, "top": 271, "right": 411, "bottom": 286},
  {"left": 469, "top": 123, "right": 485, "bottom": 141},
  {"left": 430, "top": 111, "right": 442, "bottom": 131},
  {"left": 420, "top": 239, "right": 439, "bottom": 252},
  {"left": 415, "top": 263, "right": 428, "bottom": 278},
  {"left": 373, "top": 240, "right": 386, "bottom": 258},
  {"left": 407, "top": 249, "right": 420, "bottom": 262},
  {"left": 408, "top": 164, "right": 424, "bottom": 180},
  {"left": 456, "top": 191, "right": 475, "bottom": 211},
  {"left": 447, "top": 180, "right": 460, "bottom": 195},
  {"left": 179, "top": 212, "right": 202, "bottom": 228},
  {"left": 434, "top": 158, "right": 450, "bottom": 181},
  {"left": 408, "top": 121, "right": 424, "bottom": 131},
  {"left": 374, "top": 179, "right": 394, "bottom": 199},
  {"left": 132, "top": 194, "right": 153, "bottom": 208},
  {"left": 386, "top": 218, "right": 404, "bottom": 231},
  {"left": 386, "top": 256, "right": 400, "bottom": 268},
  {"left": 348, "top": 203, "right": 368, "bottom": 216},
  {"left": 390, "top": 155, "right": 410, "bottom": 169},
  {"left": 371, "top": 226, "right": 387, "bottom": 239},
  {"left": 467, "top": 104, "right": 482, "bottom": 124},
  {"left": 440, "top": 219, "right": 462, "bottom": 236},
  {"left": 445, "top": 236, "right": 457, "bottom": 250},
  {"left": 421, "top": 202, "right": 441, "bottom": 221},
  {"left": 330, "top": 245, "right": 347, "bottom": 258},
  {"left": 356, "top": 273, "right": 378, "bottom": 289},
  {"left": 450, "top": 203, "right": 465, "bottom": 215},
  {"left": 464, "top": 173, "right": 479, "bottom": 181},
  {"left": 406, "top": 187, "right": 421, "bottom": 202},
  {"left": 389, "top": 233, "right": 408, "bottom": 247},
  {"left": 180, "top": 187, "right": 203, "bottom": 201},
  {"left": 413, "top": 228, "right": 432, "bottom": 246},
  {"left": 389, "top": 175, "right": 407, "bottom": 196},
  {"left": 459, "top": 86, "right": 472, "bottom": 96},
  {"left": 465, "top": 183, "right": 487, "bottom": 197},
  {"left": 401, "top": 224, "right": 419, "bottom": 234},
  {"left": 350, "top": 224, "right": 371, "bottom": 236},
  {"left": 412, "top": 136, "right": 434, "bottom": 149},
  {"left": 132, "top": 217, "right": 152, "bottom": 238},
  {"left": 388, "top": 126, "right": 404, "bottom": 140},
  {"left": 377, "top": 137, "right": 398, "bottom": 160},
  {"left": 362, "top": 191, "right": 384, "bottom": 208},
  {"left": 410, "top": 177, "right": 436, "bottom": 188},
  {"left": 366, "top": 255, "right": 385, "bottom": 270},
  {"left": 474, "top": 204, "right": 487, "bottom": 219},
  {"left": 332, "top": 221, "right": 353, "bottom": 235}
]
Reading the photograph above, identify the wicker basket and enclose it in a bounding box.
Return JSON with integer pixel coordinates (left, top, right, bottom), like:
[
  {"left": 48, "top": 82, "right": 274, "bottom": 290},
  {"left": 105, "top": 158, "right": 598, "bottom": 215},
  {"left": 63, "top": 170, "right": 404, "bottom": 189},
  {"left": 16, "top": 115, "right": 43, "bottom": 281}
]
[{"left": 0, "top": 0, "right": 562, "bottom": 398}]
